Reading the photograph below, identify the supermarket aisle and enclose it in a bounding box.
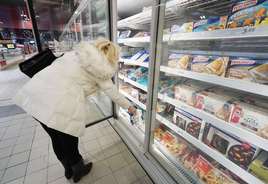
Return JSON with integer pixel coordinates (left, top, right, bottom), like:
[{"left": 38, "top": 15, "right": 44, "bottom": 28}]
[{"left": 0, "top": 68, "right": 153, "bottom": 184}]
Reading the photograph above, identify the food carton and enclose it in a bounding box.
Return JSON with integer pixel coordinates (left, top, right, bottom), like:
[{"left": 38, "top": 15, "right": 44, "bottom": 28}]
[
  {"left": 168, "top": 53, "right": 192, "bottom": 70},
  {"left": 194, "top": 89, "right": 235, "bottom": 122},
  {"left": 171, "top": 22, "right": 193, "bottom": 33},
  {"left": 249, "top": 150, "right": 268, "bottom": 183},
  {"left": 173, "top": 108, "right": 202, "bottom": 139},
  {"left": 191, "top": 55, "right": 229, "bottom": 77},
  {"left": 174, "top": 80, "right": 211, "bottom": 106},
  {"left": 227, "top": 57, "right": 268, "bottom": 84},
  {"left": 203, "top": 124, "right": 257, "bottom": 169},
  {"left": 230, "top": 100, "right": 268, "bottom": 138},
  {"left": 193, "top": 16, "right": 228, "bottom": 32},
  {"left": 227, "top": 0, "right": 268, "bottom": 29}
]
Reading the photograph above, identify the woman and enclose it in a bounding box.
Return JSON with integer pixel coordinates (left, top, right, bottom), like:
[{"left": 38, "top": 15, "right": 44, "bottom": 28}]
[{"left": 13, "top": 38, "right": 136, "bottom": 183}]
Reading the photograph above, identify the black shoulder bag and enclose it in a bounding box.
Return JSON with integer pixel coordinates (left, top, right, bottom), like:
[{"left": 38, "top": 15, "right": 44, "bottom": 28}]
[{"left": 19, "top": 48, "right": 64, "bottom": 78}]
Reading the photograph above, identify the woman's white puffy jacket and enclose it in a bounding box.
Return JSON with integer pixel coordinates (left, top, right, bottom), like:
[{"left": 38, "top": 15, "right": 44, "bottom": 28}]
[{"left": 13, "top": 43, "right": 131, "bottom": 137}]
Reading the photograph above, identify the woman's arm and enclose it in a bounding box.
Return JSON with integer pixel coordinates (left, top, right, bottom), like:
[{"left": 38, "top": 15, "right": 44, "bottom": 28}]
[{"left": 96, "top": 78, "right": 132, "bottom": 109}]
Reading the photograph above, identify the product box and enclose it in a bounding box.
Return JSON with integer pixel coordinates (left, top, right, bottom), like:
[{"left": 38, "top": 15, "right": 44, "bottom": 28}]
[
  {"left": 227, "top": 57, "right": 268, "bottom": 84},
  {"left": 193, "top": 16, "right": 228, "bottom": 32},
  {"left": 174, "top": 80, "right": 211, "bottom": 106},
  {"left": 119, "top": 30, "right": 132, "bottom": 39},
  {"left": 194, "top": 88, "right": 235, "bottom": 122},
  {"left": 230, "top": 100, "right": 268, "bottom": 137},
  {"left": 202, "top": 124, "right": 257, "bottom": 169},
  {"left": 168, "top": 53, "right": 192, "bottom": 70},
  {"left": 227, "top": 0, "right": 268, "bottom": 29},
  {"left": 171, "top": 22, "right": 193, "bottom": 33},
  {"left": 191, "top": 55, "right": 229, "bottom": 77},
  {"left": 173, "top": 108, "right": 202, "bottom": 139},
  {"left": 136, "top": 50, "right": 149, "bottom": 63},
  {"left": 249, "top": 150, "right": 268, "bottom": 183},
  {"left": 193, "top": 155, "right": 238, "bottom": 184},
  {"left": 129, "top": 50, "right": 147, "bottom": 61}
]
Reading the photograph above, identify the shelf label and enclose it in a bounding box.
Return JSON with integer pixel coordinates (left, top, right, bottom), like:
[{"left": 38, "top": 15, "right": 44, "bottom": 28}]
[{"left": 241, "top": 27, "right": 255, "bottom": 34}]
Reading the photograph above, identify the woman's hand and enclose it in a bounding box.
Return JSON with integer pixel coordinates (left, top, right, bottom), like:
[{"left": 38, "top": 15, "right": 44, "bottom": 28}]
[{"left": 128, "top": 106, "right": 137, "bottom": 115}]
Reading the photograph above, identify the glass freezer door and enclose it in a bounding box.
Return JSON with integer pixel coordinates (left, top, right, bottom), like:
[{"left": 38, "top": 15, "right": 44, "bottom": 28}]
[
  {"left": 58, "top": 0, "right": 115, "bottom": 127},
  {"left": 149, "top": 0, "right": 268, "bottom": 184}
]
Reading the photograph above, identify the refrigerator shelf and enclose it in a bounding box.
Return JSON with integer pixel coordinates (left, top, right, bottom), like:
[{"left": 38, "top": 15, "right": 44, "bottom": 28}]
[
  {"left": 160, "top": 66, "right": 268, "bottom": 97},
  {"left": 119, "top": 90, "right": 146, "bottom": 110},
  {"left": 158, "top": 94, "right": 268, "bottom": 152},
  {"left": 118, "top": 36, "right": 150, "bottom": 44},
  {"left": 153, "top": 141, "right": 202, "bottom": 184},
  {"left": 165, "top": 26, "right": 268, "bottom": 42},
  {"left": 119, "top": 75, "right": 148, "bottom": 92},
  {"left": 119, "top": 58, "right": 149, "bottom": 68},
  {"left": 156, "top": 114, "right": 265, "bottom": 184}
]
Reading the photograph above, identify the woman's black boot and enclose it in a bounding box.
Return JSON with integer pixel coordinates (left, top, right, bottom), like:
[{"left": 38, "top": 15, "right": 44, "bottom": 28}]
[
  {"left": 60, "top": 160, "right": 73, "bottom": 179},
  {"left": 72, "top": 159, "right": 93, "bottom": 183}
]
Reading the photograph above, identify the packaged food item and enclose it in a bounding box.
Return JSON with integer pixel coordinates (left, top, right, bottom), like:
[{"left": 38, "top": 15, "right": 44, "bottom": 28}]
[
  {"left": 227, "top": 0, "right": 268, "bottom": 29},
  {"left": 171, "top": 22, "right": 193, "bottom": 33},
  {"left": 193, "top": 155, "right": 238, "bottom": 184},
  {"left": 194, "top": 89, "right": 235, "bottom": 122},
  {"left": 203, "top": 124, "right": 256, "bottom": 169},
  {"left": 168, "top": 53, "right": 192, "bottom": 70},
  {"left": 154, "top": 127, "right": 165, "bottom": 141},
  {"left": 230, "top": 100, "right": 268, "bottom": 137},
  {"left": 193, "top": 16, "right": 228, "bottom": 32},
  {"left": 249, "top": 150, "right": 268, "bottom": 183},
  {"left": 227, "top": 57, "right": 268, "bottom": 84},
  {"left": 191, "top": 55, "right": 229, "bottom": 77},
  {"left": 174, "top": 80, "right": 211, "bottom": 106},
  {"left": 119, "top": 30, "right": 132, "bottom": 39},
  {"left": 129, "top": 50, "right": 147, "bottom": 61},
  {"left": 173, "top": 108, "right": 202, "bottom": 139}
]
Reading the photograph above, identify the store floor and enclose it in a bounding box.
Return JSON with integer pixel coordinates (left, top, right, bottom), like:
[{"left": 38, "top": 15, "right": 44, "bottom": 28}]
[{"left": 0, "top": 67, "right": 153, "bottom": 184}]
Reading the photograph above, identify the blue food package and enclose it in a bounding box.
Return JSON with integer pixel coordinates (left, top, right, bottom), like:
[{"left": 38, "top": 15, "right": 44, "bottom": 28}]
[
  {"left": 193, "top": 16, "right": 228, "bottom": 32},
  {"left": 227, "top": 0, "right": 268, "bottom": 28}
]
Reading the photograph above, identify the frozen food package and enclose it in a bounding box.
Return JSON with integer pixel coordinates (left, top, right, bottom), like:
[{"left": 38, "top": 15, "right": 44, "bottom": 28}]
[
  {"left": 174, "top": 80, "right": 211, "bottom": 106},
  {"left": 193, "top": 16, "right": 228, "bottom": 32},
  {"left": 227, "top": 0, "right": 268, "bottom": 29},
  {"left": 202, "top": 124, "right": 256, "bottom": 170},
  {"left": 173, "top": 108, "right": 202, "bottom": 139},
  {"left": 194, "top": 89, "right": 235, "bottom": 122},
  {"left": 227, "top": 57, "right": 268, "bottom": 84},
  {"left": 191, "top": 55, "right": 229, "bottom": 77},
  {"left": 249, "top": 150, "right": 268, "bottom": 183},
  {"left": 171, "top": 22, "right": 193, "bottom": 33},
  {"left": 230, "top": 100, "right": 268, "bottom": 138},
  {"left": 168, "top": 53, "right": 192, "bottom": 70}
]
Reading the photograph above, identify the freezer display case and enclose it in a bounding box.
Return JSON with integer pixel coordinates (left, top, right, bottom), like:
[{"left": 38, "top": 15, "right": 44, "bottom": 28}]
[
  {"left": 149, "top": 0, "right": 268, "bottom": 184},
  {"left": 58, "top": 0, "right": 115, "bottom": 126},
  {"left": 116, "top": 4, "right": 153, "bottom": 149}
]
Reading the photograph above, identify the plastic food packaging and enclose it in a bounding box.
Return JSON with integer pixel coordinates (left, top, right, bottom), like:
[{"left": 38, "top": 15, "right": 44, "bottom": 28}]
[{"left": 193, "top": 16, "right": 228, "bottom": 32}]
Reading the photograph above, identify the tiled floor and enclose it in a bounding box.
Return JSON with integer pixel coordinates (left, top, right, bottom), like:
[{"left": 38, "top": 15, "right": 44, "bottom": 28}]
[{"left": 0, "top": 67, "right": 153, "bottom": 184}]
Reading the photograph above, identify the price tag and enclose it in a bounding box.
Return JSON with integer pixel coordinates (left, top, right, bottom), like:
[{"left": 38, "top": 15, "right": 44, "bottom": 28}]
[{"left": 242, "top": 27, "right": 256, "bottom": 34}]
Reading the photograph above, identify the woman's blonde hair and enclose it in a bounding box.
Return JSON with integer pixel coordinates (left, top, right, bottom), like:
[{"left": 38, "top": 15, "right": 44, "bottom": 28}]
[{"left": 94, "top": 38, "right": 120, "bottom": 65}]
